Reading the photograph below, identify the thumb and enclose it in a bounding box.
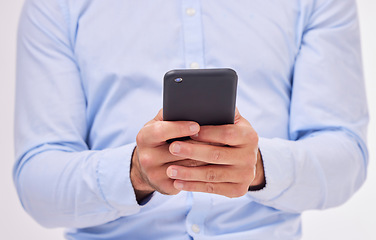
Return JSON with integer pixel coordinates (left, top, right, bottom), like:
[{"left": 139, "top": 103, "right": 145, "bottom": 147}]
[{"left": 154, "top": 109, "right": 164, "bottom": 121}]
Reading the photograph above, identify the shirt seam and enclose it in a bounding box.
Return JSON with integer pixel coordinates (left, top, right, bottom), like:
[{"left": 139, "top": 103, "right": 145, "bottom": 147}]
[{"left": 96, "top": 153, "right": 117, "bottom": 210}]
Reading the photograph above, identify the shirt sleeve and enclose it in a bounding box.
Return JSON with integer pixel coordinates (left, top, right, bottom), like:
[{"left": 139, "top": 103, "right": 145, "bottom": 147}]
[
  {"left": 13, "top": 0, "right": 140, "bottom": 228},
  {"left": 248, "top": 0, "right": 369, "bottom": 212}
]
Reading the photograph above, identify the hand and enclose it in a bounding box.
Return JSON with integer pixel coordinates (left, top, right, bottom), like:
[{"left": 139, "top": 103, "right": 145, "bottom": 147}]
[
  {"left": 166, "top": 109, "right": 265, "bottom": 198},
  {"left": 131, "top": 109, "right": 205, "bottom": 202}
]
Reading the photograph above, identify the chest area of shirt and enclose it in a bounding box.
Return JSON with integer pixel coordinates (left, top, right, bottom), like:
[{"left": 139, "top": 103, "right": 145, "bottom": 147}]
[{"left": 72, "top": 0, "right": 301, "bottom": 87}]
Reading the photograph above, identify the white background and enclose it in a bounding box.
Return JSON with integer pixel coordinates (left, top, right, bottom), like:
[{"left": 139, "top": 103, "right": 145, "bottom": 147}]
[{"left": 0, "top": 1, "right": 374, "bottom": 239}]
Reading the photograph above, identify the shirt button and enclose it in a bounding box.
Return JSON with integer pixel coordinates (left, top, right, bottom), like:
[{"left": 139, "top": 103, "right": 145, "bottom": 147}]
[
  {"left": 190, "top": 62, "right": 200, "bottom": 69},
  {"left": 191, "top": 224, "right": 200, "bottom": 233},
  {"left": 186, "top": 8, "right": 196, "bottom": 16}
]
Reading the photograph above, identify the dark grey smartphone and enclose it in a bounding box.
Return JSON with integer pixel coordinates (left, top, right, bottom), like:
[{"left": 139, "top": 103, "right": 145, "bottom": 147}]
[{"left": 163, "top": 68, "right": 238, "bottom": 141}]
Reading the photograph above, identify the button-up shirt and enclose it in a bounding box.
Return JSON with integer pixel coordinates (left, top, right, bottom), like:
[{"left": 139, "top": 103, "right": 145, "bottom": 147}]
[{"left": 14, "top": 0, "right": 368, "bottom": 239}]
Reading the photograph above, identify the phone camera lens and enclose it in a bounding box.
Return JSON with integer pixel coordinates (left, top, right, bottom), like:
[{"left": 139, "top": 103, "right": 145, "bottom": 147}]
[{"left": 174, "top": 78, "right": 183, "bottom": 83}]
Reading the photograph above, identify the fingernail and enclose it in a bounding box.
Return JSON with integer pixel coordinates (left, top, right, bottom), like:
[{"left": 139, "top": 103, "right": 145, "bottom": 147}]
[
  {"left": 175, "top": 181, "right": 184, "bottom": 190},
  {"left": 168, "top": 167, "right": 178, "bottom": 177},
  {"left": 171, "top": 143, "right": 181, "bottom": 154},
  {"left": 192, "top": 133, "right": 199, "bottom": 138},
  {"left": 189, "top": 124, "right": 199, "bottom": 133}
]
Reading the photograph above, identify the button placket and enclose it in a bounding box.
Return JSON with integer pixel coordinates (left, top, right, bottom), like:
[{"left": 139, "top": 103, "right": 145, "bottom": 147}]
[
  {"left": 181, "top": 0, "right": 205, "bottom": 69},
  {"left": 185, "top": 192, "right": 211, "bottom": 237}
]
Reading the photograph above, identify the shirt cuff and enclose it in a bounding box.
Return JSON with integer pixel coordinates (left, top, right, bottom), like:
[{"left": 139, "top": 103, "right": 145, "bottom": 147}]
[
  {"left": 248, "top": 137, "right": 295, "bottom": 203},
  {"left": 96, "top": 142, "right": 141, "bottom": 215}
]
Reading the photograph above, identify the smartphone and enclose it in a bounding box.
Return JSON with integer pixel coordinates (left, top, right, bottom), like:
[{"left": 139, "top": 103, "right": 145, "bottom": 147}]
[{"left": 163, "top": 68, "right": 238, "bottom": 127}]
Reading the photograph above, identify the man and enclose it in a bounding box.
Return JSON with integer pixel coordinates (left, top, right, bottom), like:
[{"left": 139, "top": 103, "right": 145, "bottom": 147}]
[{"left": 14, "top": 0, "right": 368, "bottom": 239}]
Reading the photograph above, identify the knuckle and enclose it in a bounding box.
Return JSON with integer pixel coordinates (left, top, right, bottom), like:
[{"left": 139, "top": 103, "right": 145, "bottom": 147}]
[
  {"left": 211, "top": 149, "right": 221, "bottom": 162},
  {"left": 206, "top": 183, "right": 215, "bottom": 194},
  {"left": 136, "top": 131, "right": 144, "bottom": 144},
  {"left": 151, "top": 122, "right": 165, "bottom": 139},
  {"left": 138, "top": 152, "right": 153, "bottom": 167},
  {"left": 206, "top": 169, "right": 217, "bottom": 182}
]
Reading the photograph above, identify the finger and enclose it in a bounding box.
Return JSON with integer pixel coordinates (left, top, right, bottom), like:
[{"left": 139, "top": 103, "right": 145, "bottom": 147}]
[
  {"left": 142, "top": 169, "right": 181, "bottom": 196},
  {"left": 167, "top": 165, "right": 246, "bottom": 183},
  {"left": 169, "top": 141, "right": 239, "bottom": 165},
  {"left": 173, "top": 180, "right": 248, "bottom": 198},
  {"left": 191, "top": 124, "right": 257, "bottom": 146},
  {"left": 137, "top": 144, "right": 185, "bottom": 166},
  {"left": 137, "top": 121, "right": 200, "bottom": 146}
]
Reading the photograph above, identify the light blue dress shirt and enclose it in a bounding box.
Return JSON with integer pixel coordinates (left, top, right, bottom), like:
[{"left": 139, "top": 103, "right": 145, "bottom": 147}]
[{"left": 14, "top": 0, "right": 368, "bottom": 239}]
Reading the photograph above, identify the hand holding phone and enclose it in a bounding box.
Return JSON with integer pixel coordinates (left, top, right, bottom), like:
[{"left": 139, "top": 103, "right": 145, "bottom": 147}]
[{"left": 132, "top": 69, "right": 263, "bottom": 200}]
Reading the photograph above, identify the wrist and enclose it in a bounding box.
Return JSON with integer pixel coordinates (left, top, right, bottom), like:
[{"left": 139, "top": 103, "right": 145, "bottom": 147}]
[
  {"left": 249, "top": 149, "right": 266, "bottom": 191},
  {"left": 130, "top": 147, "right": 154, "bottom": 202}
]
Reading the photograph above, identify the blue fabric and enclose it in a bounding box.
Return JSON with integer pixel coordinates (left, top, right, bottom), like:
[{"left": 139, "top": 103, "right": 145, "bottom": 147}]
[{"left": 14, "top": 0, "right": 368, "bottom": 239}]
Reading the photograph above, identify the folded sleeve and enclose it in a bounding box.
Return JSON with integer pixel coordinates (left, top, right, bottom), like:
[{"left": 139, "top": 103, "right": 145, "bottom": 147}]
[
  {"left": 14, "top": 0, "right": 140, "bottom": 228},
  {"left": 248, "top": 0, "right": 368, "bottom": 212}
]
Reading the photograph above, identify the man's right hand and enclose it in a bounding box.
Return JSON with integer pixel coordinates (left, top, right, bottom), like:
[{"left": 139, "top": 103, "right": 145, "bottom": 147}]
[{"left": 131, "top": 109, "right": 201, "bottom": 203}]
